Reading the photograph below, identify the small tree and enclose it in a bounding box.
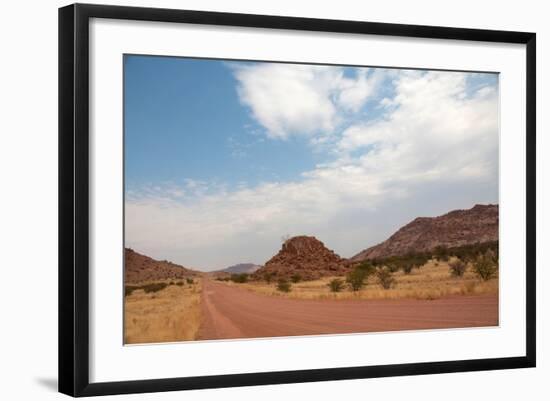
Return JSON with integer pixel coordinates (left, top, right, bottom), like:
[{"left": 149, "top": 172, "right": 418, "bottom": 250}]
[
  {"left": 276, "top": 279, "right": 291, "bottom": 292},
  {"left": 449, "top": 258, "right": 467, "bottom": 277},
  {"left": 473, "top": 250, "right": 498, "bottom": 281},
  {"left": 328, "top": 278, "right": 344, "bottom": 292},
  {"left": 186, "top": 278, "right": 194, "bottom": 285},
  {"left": 376, "top": 267, "right": 396, "bottom": 289},
  {"left": 290, "top": 273, "right": 302, "bottom": 283},
  {"left": 347, "top": 262, "right": 377, "bottom": 291},
  {"left": 346, "top": 268, "right": 367, "bottom": 291}
]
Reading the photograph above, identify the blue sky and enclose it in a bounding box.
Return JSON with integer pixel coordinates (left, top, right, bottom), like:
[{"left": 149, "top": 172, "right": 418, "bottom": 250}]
[
  {"left": 125, "top": 56, "right": 321, "bottom": 191},
  {"left": 124, "top": 55, "right": 499, "bottom": 270}
]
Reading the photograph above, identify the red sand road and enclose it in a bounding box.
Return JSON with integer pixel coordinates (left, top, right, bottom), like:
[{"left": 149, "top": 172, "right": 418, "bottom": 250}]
[{"left": 197, "top": 279, "right": 498, "bottom": 340}]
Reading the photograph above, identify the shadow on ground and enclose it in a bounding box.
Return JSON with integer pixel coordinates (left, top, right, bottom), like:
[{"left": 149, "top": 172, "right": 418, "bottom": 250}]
[{"left": 35, "top": 377, "right": 57, "bottom": 392}]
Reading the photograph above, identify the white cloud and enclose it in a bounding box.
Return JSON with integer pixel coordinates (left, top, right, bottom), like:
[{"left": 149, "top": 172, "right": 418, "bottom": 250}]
[
  {"left": 337, "top": 68, "right": 383, "bottom": 112},
  {"left": 337, "top": 71, "right": 499, "bottom": 183},
  {"left": 126, "top": 69, "right": 499, "bottom": 270},
  {"left": 233, "top": 64, "right": 380, "bottom": 140}
]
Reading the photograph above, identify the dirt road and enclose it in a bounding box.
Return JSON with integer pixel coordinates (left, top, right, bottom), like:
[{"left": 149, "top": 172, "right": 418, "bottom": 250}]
[{"left": 197, "top": 279, "right": 498, "bottom": 340}]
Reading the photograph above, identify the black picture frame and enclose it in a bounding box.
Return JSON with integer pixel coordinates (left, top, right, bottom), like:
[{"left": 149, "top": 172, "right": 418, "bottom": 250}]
[{"left": 59, "top": 3, "right": 536, "bottom": 397}]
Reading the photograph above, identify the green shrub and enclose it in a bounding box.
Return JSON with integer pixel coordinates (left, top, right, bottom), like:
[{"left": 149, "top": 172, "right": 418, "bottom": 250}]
[
  {"left": 369, "top": 259, "right": 381, "bottom": 267},
  {"left": 380, "top": 253, "right": 426, "bottom": 273},
  {"left": 357, "top": 260, "right": 376, "bottom": 274},
  {"left": 141, "top": 282, "right": 168, "bottom": 294},
  {"left": 449, "top": 259, "right": 467, "bottom": 277},
  {"left": 186, "top": 278, "right": 194, "bottom": 285},
  {"left": 346, "top": 268, "right": 367, "bottom": 291},
  {"left": 125, "top": 286, "right": 137, "bottom": 297},
  {"left": 230, "top": 273, "right": 249, "bottom": 283},
  {"left": 447, "top": 241, "right": 498, "bottom": 264},
  {"left": 400, "top": 252, "right": 429, "bottom": 270},
  {"left": 328, "top": 278, "right": 344, "bottom": 292},
  {"left": 402, "top": 264, "right": 414, "bottom": 274},
  {"left": 376, "top": 267, "right": 396, "bottom": 290},
  {"left": 276, "top": 279, "right": 291, "bottom": 292},
  {"left": 386, "top": 263, "right": 400, "bottom": 273},
  {"left": 368, "top": 241, "right": 498, "bottom": 271},
  {"left": 175, "top": 281, "right": 184, "bottom": 286},
  {"left": 473, "top": 250, "right": 498, "bottom": 281},
  {"left": 290, "top": 273, "right": 302, "bottom": 283},
  {"left": 415, "top": 255, "right": 430, "bottom": 268},
  {"left": 434, "top": 246, "right": 450, "bottom": 262}
]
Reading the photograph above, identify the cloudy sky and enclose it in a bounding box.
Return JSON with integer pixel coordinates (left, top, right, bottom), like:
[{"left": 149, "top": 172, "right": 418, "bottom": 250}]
[{"left": 124, "top": 55, "right": 499, "bottom": 271}]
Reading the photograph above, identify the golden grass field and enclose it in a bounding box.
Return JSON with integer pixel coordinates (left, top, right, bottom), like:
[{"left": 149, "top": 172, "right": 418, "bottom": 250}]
[
  {"left": 222, "top": 259, "right": 498, "bottom": 301},
  {"left": 124, "top": 279, "right": 202, "bottom": 344}
]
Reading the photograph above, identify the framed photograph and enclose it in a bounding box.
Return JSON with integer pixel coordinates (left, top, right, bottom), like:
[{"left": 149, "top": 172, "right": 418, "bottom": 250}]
[{"left": 58, "top": 3, "right": 536, "bottom": 397}]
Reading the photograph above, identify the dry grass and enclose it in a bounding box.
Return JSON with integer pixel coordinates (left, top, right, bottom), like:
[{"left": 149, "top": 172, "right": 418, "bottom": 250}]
[
  {"left": 223, "top": 260, "right": 498, "bottom": 301},
  {"left": 124, "top": 279, "right": 202, "bottom": 344}
]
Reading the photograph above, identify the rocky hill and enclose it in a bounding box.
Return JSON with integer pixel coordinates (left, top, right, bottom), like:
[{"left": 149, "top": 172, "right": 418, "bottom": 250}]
[
  {"left": 253, "top": 236, "right": 350, "bottom": 281},
  {"left": 219, "top": 263, "right": 262, "bottom": 274},
  {"left": 351, "top": 204, "right": 498, "bottom": 262},
  {"left": 125, "top": 248, "right": 198, "bottom": 284}
]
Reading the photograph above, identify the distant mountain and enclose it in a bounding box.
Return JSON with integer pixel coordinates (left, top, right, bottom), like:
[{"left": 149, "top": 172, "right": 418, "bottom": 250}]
[
  {"left": 125, "top": 248, "right": 199, "bottom": 284},
  {"left": 253, "top": 236, "right": 350, "bottom": 281},
  {"left": 219, "top": 263, "right": 262, "bottom": 274},
  {"left": 350, "top": 204, "right": 499, "bottom": 262}
]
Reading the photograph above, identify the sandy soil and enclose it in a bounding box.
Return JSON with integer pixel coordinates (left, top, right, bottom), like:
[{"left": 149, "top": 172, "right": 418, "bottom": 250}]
[{"left": 198, "top": 279, "right": 498, "bottom": 340}]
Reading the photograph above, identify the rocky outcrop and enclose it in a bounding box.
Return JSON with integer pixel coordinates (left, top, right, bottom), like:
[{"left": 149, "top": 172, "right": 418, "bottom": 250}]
[
  {"left": 350, "top": 204, "right": 498, "bottom": 262},
  {"left": 124, "top": 248, "right": 198, "bottom": 284},
  {"left": 253, "top": 236, "right": 350, "bottom": 281}
]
